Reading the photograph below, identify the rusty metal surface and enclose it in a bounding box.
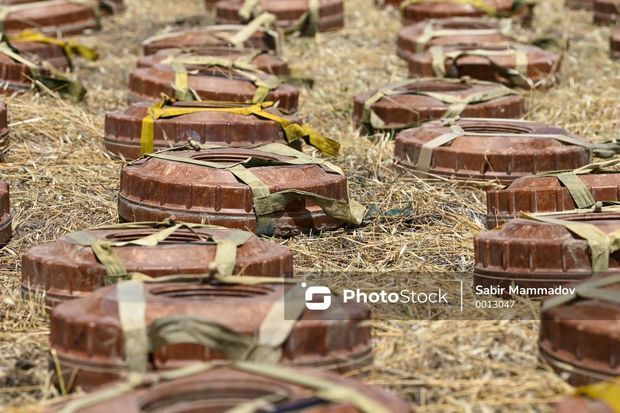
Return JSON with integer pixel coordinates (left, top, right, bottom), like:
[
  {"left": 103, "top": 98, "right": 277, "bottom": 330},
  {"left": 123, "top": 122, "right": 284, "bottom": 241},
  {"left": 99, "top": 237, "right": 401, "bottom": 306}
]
[
  {"left": 407, "top": 43, "right": 562, "bottom": 89},
  {"left": 394, "top": 118, "right": 590, "bottom": 184},
  {"left": 401, "top": 0, "right": 531, "bottom": 25},
  {"left": 486, "top": 173, "right": 620, "bottom": 229},
  {"left": 540, "top": 275, "right": 620, "bottom": 385},
  {"left": 0, "top": 0, "right": 98, "bottom": 36},
  {"left": 0, "top": 178, "right": 12, "bottom": 247},
  {"left": 475, "top": 213, "right": 620, "bottom": 298},
  {"left": 556, "top": 397, "right": 616, "bottom": 413},
  {"left": 50, "top": 281, "right": 372, "bottom": 391},
  {"left": 137, "top": 47, "right": 289, "bottom": 75},
  {"left": 215, "top": 0, "right": 345, "bottom": 34},
  {"left": 48, "top": 364, "right": 412, "bottom": 413},
  {"left": 127, "top": 64, "right": 299, "bottom": 112},
  {"left": 0, "top": 101, "right": 9, "bottom": 156},
  {"left": 205, "top": 0, "right": 219, "bottom": 10},
  {"left": 566, "top": 0, "right": 594, "bottom": 9},
  {"left": 142, "top": 26, "right": 280, "bottom": 56},
  {"left": 118, "top": 147, "right": 350, "bottom": 236},
  {"left": 104, "top": 101, "right": 301, "bottom": 160},
  {"left": 612, "top": 28, "right": 620, "bottom": 59},
  {"left": 12, "top": 39, "right": 70, "bottom": 69},
  {"left": 594, "top": 0, "right": 620, "bottom": 25},
  {"left": 397, "top": 17, "right": 517, "bottom": 61},
  {"left": 21, "top": 226, "right": 293, "bottom": 306},
  {"left": 353, "top": 79, "right": 524, "bottom": 133}
]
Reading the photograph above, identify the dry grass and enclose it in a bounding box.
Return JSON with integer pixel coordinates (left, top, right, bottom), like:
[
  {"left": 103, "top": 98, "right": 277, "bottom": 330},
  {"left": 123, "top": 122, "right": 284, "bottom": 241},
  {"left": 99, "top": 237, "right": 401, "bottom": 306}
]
[{"left": 0, "top": 0, "right": 618, "bottom": 411}]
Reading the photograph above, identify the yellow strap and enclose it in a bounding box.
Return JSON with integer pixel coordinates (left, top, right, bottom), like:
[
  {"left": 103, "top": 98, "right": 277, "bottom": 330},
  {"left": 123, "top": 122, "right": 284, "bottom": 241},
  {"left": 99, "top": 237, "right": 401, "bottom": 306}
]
[
  {"left": 140, "top": 98, "right": 339, "bottom": 156},
  {"left": 401, "top": 0, "right": 497, "bottom": 15},
  {"left": 577, "top": 379, "right": 620, "bottom": 412},
  {"left": 8, "top": 29, "right": 98, "bottom": 61}
]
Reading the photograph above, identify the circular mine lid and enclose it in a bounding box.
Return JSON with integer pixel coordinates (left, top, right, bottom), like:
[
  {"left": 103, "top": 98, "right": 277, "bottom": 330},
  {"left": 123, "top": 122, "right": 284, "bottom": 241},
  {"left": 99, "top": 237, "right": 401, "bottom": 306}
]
[
  {"left": 21, "top": 224, "right": 293, "bottom": 303},
  {"left": 118, "top": 146, "right": 352, "bottom": 236},
  {"left": 394, "top": 118, "right": 591, "bottom": 183},
  {"left": 50, "top": 280, "right": 372, "bottom": 390},
  {"left": 353, "top": 78, "right": 524, "bottom": 132},
  {"left": 104, "top": 100, "right": 301, "bottom": 160},
  {"left": 136, "top": 47, "right": 289, "bottom": 76},
  {"left": 540, "top": 274, "right": 620, "bottom": 385}
]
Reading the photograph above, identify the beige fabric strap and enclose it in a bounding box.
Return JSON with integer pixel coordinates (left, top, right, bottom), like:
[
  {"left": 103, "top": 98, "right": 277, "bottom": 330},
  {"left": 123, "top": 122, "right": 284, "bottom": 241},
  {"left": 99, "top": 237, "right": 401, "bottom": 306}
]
[
  {"left": 58, "top": 359, "right": 390, "bottom": 413},
  {"left": 145, "top": 142, "right": 363, "bottom": 235},
  {"left": 117, "top": 281, "right": 149, "bottom": 373},
  {"left": 556, "top": 172, "right": 596, "bottom": 209},
  {"left": 542, "top": 273, "right": 620, "bottom": 311},
  {"left": 414, "top": 125, "right": 592, "bottom": 174},
  {"left": 67, "top": 222, "right": 252, "bottom": 281},
  {"left": 234, "top": 362, "right": 395, "bottom": 413},
  {"left": 228, "top": 13, "right": 277, "bottom": 49},
  {"left": 522, "top": 210, "right": 620, "bottom": 273},
  {"left": 122, "top": 280, "right": 306, "bottom": 373},
  {"left": 415, "top": 19, "right": 513, "bottom": 52},
  {"left": 362, "top": 78, "right": 517, "bottom": 129},
  {"left": 429, "top": 45, "right": 530, "bottom": 86}
]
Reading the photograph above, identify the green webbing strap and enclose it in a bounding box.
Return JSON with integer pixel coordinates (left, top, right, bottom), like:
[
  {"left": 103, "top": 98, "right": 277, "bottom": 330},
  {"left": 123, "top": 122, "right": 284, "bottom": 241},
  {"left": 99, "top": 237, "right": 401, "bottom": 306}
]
[
  {"left": 283, "top": 0, "right": 320, "bottom": 35},
  {"left": 146, "top": 143, "right": 364, "bottom": 234},
  {"left": 228, "top": 13, "right": 278, "bottom": 50},
  {"left": 66, "top": 222, "right": 252, "bottom": 281},
  {"left": 413, "top": 123, "right": 594, "bottom": 174},
  {"left": 58, "top": 360, "right": 389, "bottom": 413},
  {"left": 532, "top": 160, "right": 620, "bottom": 209},
  {"left": 542, "top": 273, "right": 620, "bottom": 312},
  {"left": 555, "top": 172, "right": 596, "bottom": 209},
  {"left": 148, "top": 142, "right": 343, "bottom": 175},
  {"left": 168, "top": 57, "right": 280, "bottom": 104},
  {"left": 429, "top": 45, "right": 530, "bottom": 87},
  {"left": 234, "top": 362, "right": 394, "bottom": 413},
  {"left": 0, "top": 40, "right": 86, "bottom": 101},
  {"left": 117, "top": 281, "right": 149, "bottom": 373},
  {"left": 239, "top": 0, "right": 262, "bottom": 21},
  {"left": 239, "top": 0, "right": 320, "bottom": 35},
  {"left": 143, "top": 18, "right": 281, "bottom": 56},
  {"left": 119, "top": 280, "right": 306, "bottom": 373},
  {"left": 521, "top": 210, "right": 620, "bottom": 273},
  {"left": 414, "top": 18, "right": 514, "bottom": 52},
  {"left": 57, "top": 362, "right": 224, "bottom": 413},
  {"left": 362, "top": 78, "right": 517, "bottom": 129}
]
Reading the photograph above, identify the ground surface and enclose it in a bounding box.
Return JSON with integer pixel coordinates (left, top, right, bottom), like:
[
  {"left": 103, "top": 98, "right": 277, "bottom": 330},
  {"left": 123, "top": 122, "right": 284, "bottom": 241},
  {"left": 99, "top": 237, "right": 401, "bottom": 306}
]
[{"left": 0, "top": 0, "right": 618, "bottom": 412}]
